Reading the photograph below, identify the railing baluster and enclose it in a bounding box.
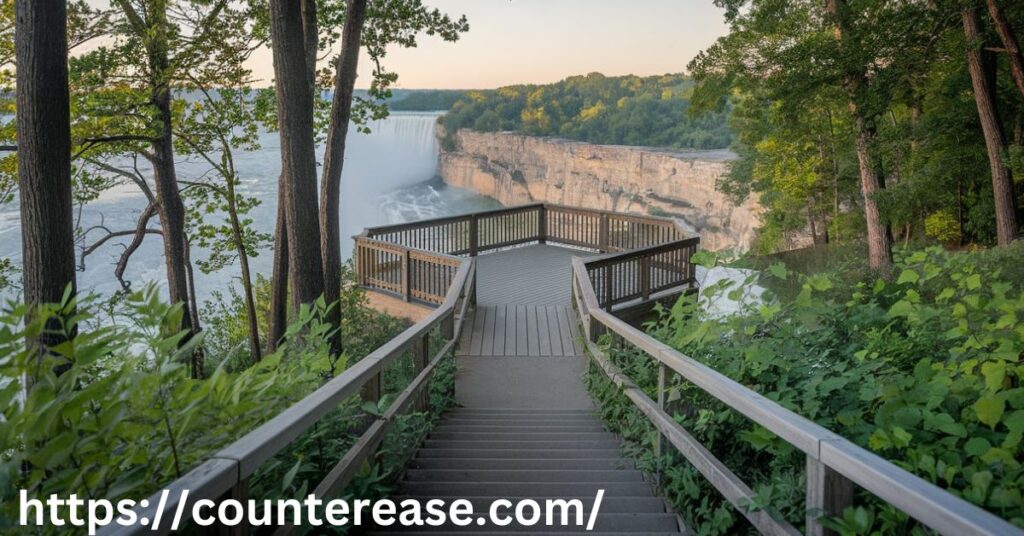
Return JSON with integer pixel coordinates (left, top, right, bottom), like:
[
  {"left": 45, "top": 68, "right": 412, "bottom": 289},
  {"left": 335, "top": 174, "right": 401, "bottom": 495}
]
[
  {"left": 401, "top": 249, "right": 411, "bottom": 302},
  {"left": 412, "top": 333, "right": 430, "bottom": 412}
]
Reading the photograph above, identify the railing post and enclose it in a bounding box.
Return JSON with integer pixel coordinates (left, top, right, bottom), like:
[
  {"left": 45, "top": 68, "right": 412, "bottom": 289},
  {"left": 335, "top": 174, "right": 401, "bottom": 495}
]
[
  {"left": 537, "top": 205, "right": 547, "bottom": 244},
  {"left": 806, "top": 455, "right": 854, "bottom": 536},
  {"left": 655, "top": 363, "right": 667, "bottom": 488},
  {"left": 362, "top": 373, "right": 381, "bottom": 404},
  {"left": 202, "top": 477, "right": 249, "bottom": 536},
  {"left": 401, "top": 249, "right": 411, "bottom": 302},
  {"left": 599, "top": 213, "right": 609, "bottom": 252},
  {"left": 640, "top": 256, "right": 650, "bottom": 301},
  {"left": 413, "top": 333, "right": 430, "bottom": 412},
  {"left": 469, "top": 214, "right": 479, "bottom": 257}
]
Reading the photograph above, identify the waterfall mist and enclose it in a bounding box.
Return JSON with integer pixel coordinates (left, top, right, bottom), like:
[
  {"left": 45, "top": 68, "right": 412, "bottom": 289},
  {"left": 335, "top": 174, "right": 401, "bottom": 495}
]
[{"left": 0, "top": 112, "right": 499, "bottom": 302}]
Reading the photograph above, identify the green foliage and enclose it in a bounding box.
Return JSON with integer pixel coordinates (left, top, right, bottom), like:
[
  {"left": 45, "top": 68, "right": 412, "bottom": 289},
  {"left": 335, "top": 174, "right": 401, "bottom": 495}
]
[
  {"left": 440, "top": 72, "right": 731, "bottom": 150},
  {"left": 0, "top": 275, "right": 453, "bottom": 532},
  {"left": 924, "top": 210, "right": 962, "bottom": 245},
  {"left": 386, "top": 89, "right": 468, "bottom": 111},
  {"left": 689, "top": 0, "right": 1023, "bottom": 250},
  {"left": 587, "top": 245, "right": 1024, "bottom": 532}
]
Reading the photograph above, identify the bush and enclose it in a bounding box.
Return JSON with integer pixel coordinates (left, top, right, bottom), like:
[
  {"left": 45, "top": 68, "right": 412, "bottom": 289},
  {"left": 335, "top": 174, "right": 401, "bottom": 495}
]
[
  {"left": 0, "top": 276, "right": 453, "bottom": 533},
  {"left": 588, "top": 246, "right": 1024, "bottom": 533},
  {"left": 924, "top": 210, "right": 961, "bottom": 245}
]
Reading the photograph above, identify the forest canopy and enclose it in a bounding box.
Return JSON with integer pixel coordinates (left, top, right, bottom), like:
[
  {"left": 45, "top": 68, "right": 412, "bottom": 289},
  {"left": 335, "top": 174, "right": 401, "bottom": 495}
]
[{"left": 439, "top": 72, "right": 732, "bottom": 150}]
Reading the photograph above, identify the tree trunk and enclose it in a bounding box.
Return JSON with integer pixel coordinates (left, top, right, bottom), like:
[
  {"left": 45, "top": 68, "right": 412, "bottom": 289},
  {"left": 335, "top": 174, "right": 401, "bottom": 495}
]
[
  {"left": 964, "top": 6, "right": 1019, "bottom": 245},
  {"left": 226, "top": 174, "right": 261, "bottom": 362},
  {"left": 824, "top": 0, "right": 893, "bottom": 272},
  {"left": 15, "top": 0, "right": 76, "bottom": 357},
  {"left": 320, "top": 0, "right": 368, "bottom": 356},
  {"left": 986, "top": 0, "right": 1024, "bottom": 100},
  {"left": 266, "top": 193, "right": 289, "bottom": 354},
  {"left": 269, "top": 0, "right": 325, "bottom": 306},
  {"left": 851, "top": 115, "right": 893, "bottom": 270}
]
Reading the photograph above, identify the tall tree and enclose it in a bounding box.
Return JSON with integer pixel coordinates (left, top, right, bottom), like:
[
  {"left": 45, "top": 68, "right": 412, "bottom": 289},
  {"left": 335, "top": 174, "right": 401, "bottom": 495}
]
[
  {"left": 269, "top": 0, "right": 325, "bottom": 308},
  {"left": 15, "top": 0, "right": 76, "bottom": 352},
  {"left": 320, "top": 0, "right": 367, "bottom": 356},
  {"left": 823, "top": 0, "right": 892, "bottom": 272},
  {"left": 116, "top": 1, "right": 198, "bottom": 345},
  {"left": 963, "top": 4, "right": 1019, "bottom": 245}
]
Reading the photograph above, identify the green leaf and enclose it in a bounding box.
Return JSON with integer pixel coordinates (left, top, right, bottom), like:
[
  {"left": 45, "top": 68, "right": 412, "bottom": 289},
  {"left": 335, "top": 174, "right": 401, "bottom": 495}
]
[
  {"left": 965, "top": 274, "right": 981, "bottom": 290},
  {"left": 964, "top": 437, "right": 991, "bottom": 457},
  {"left": 981, "top": 361, "right": 1006, "bottom": 392},
  {"left": 896, "top": 269, "right": 920, "bottom": 284},
  {"left": 281, "top": 459, "right": 301, "bottom": 492},
  {"left": 767, "top": 262, "right": 788, "bottom": 280},
  {"left": 974, "top": 395, "right": 1005, "bottom": 429}
]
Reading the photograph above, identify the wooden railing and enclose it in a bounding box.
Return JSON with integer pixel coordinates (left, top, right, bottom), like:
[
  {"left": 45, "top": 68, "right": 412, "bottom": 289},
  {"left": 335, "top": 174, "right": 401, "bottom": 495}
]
[
  {"left": 358, "top": 203, "right": 693, "bottom": 306},
  {"left": 570, "top": 255, "right": 1022, "bottom": 536},
  {"left": 354, "top": 236, "right": 464, "bottom": 305},
  {"left": 104, "top": 256, "right": 476, "bottom": 535},
  {"left": 585, "top": 237, "right": 699, "bottom": 311}
]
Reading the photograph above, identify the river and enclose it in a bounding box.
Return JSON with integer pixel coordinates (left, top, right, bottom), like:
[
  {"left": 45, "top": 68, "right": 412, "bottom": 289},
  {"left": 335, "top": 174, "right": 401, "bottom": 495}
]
[{"left": 0, "top": 112, "right": 500, "bottom": 302}]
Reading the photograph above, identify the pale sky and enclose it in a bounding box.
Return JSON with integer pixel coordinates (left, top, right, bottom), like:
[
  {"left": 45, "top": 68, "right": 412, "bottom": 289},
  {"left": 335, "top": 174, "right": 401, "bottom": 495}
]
[{"left": 88, "top": 1, "right": 730, "bottom": 89}]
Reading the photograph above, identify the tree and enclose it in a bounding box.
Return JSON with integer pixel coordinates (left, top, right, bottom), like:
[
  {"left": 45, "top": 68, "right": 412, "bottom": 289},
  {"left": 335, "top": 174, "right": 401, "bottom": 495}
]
[
  {"left": 986, "top": 0, "right": 1024, "bottom": 101},
  {"left": 15, "top": 0, "right": 76, "bottom": 355},
  {"left": 823, "top": 0, "right": 893, "bottom": 272},
  {"left": 269, "top": 0, "right": 325, "bottom": 311},
  {"left": 964, "top": 3, "right": 1019, "bottom": 245},
  {"left": 319, "top": 0, "right": 367, "bottom": 356},
  {"left": 265, "top": 0, "right": 467, "bottom": 353}
]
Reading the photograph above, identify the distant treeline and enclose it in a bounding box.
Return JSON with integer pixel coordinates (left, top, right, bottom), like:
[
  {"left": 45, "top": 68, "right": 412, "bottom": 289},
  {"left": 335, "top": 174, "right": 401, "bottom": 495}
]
[
  {"left": 438, "top": 73, "right": 732, "bottom": 150},
  {"left": 386, "top": 89, "right": 469, "bottom": 111}
]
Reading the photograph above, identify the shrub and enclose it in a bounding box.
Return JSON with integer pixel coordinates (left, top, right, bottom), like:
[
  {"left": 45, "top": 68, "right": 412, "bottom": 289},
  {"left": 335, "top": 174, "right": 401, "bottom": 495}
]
[{"left": 588, "top": 246, "right": 1024, "bottom": 533}]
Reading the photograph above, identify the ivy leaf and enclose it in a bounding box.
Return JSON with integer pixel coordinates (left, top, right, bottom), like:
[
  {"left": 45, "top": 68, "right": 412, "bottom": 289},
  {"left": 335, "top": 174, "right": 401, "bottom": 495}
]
[
  {"left": 974, "top": 395, "right": 1005, "bottom": 429},
  {"left": 965, "top": 274, "right": 982, "bottom": 290}
]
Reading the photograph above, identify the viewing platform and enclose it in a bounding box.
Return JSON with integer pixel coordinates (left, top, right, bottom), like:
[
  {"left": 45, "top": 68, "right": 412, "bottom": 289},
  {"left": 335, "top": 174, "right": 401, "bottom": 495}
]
[{"left": 110, "top": 203, "right": 1023, "bottom": 536}]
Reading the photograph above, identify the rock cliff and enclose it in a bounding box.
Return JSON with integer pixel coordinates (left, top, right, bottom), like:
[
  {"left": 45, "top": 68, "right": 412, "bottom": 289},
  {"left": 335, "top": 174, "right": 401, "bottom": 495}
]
[{"left": 438, "top": 128, "right": 767, "bottom": 251}]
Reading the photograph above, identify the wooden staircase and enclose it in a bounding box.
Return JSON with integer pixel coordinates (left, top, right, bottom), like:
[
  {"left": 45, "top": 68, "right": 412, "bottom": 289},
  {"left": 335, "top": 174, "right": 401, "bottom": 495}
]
[{"left": 369, "top": 408, "right": 682, "bottom": 534}]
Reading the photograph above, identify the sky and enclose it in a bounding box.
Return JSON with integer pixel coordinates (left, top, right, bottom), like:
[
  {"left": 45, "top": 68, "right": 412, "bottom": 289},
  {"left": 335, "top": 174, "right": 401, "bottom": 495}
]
[
  {"left": 86, "top": 0, "right": 730, "bottom": 90},
  {"left": 343, "top": 0, "right": 730, "bottom": 89}
]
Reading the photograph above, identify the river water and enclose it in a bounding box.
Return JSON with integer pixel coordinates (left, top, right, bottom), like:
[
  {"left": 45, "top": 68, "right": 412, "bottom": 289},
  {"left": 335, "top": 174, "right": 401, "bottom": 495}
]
[{"left": 0, "top": 112, "right": 500, "bottom": 302}]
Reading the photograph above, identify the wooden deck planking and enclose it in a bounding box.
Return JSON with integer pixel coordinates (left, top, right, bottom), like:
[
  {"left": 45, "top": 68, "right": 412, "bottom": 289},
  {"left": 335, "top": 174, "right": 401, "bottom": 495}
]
[
  {"left": 536, "top": 306, "right": 552, "bottom": 356},
  {"left": 457, "top": 304, "right": 583, "bottom": 357},
  {"left": 474, "top": 245, "right": 586, "bottom": 306}
]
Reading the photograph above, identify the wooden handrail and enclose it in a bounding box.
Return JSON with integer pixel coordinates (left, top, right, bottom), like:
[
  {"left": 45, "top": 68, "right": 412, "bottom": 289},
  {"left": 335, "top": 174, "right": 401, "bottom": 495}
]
[
  {"left": 102, "top": 259, "right": 476, "bottom": 536},
  {"left": 569, "top": 255, "right": 1023, "bottom": 536}
]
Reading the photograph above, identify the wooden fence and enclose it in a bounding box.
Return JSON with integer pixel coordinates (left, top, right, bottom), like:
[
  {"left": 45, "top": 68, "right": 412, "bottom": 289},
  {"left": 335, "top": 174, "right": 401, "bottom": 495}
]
[{"left": 570, "top": 254, "right": 1022, "bottom": 536}]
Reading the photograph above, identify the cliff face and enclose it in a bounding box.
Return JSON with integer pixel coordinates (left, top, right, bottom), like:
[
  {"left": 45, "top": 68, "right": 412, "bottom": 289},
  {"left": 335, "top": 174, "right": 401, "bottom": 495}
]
[{"left": 439, "top": 129, "right": 767, "bottom": 251}]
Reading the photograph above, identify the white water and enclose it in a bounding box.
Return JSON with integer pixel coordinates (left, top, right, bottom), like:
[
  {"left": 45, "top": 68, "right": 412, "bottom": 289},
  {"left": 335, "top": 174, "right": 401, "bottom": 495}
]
[{"left": 0, "top": 112, "right": 500, "bottom": 302}]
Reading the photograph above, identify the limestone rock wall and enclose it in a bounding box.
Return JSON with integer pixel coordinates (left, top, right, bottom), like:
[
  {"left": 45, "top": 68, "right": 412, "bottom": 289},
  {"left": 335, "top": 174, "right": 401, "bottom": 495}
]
[{"left": 438, "top": 128, "right": 771, "bottom": 252}]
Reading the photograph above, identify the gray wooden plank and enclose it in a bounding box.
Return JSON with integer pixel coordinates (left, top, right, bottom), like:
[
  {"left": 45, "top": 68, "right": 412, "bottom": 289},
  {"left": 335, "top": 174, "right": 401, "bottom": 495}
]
[
  {"left": 537, "top": 305, "right": 553, "bottom": 356},
  {"left": 526, "top": 306, "right": 541, "bottom": 357},
  {"left": 482, "top": 305, "right": 496, "bottom": 356},
  {"left": 555, "top": 306, "right": 577, "bottom": 356},
  {"left": 563, "top": 305, "right": 583, "bottom": 354},
  {"left": 469, "top": 306, "right": 486, "bottom": 356},
  {"left": 492, "top": 304, "right": 506, "bottom": 356},
  {"left": 516, "top": 305, "right": 528, "bottom": 356},
  {"left": 547, "top": 305, "right": 564, "bottom": 356},
  {"left": 505, "top": 304, "right": 517, "bottom": 355}
]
